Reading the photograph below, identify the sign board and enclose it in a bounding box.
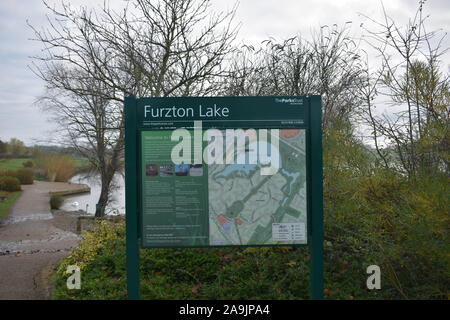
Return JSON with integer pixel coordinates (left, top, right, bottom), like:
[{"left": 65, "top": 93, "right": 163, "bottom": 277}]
[{"left": 125, "top": 96, "right": 323, "bottom": 298}]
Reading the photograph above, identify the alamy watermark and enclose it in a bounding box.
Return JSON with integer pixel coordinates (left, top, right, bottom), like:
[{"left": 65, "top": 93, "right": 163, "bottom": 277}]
[
  {"left": 66, "top": 265, "right": 81, "bottom": 290},
  {"left": 366, "top": 265, "right": 381, "bottom": 290},
  {"left": 170, "top": 121, "right": 281, "bottom": 176}
]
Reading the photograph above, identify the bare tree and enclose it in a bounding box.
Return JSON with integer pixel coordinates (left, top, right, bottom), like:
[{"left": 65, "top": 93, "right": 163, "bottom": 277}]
[
  {"left": 30, "top": 0, "right": 238, "bottom": 216},
  {"left": 357, "top": 56, "right": 391, "bottom": 170},
  {"left": 38, "top": 70, "right": 124, "bottom": 217},
  {"left": 222, "top": 25, "right": 366, "bottom": 130},
  {"left": 361, "top": 0, "right": 449, "bottom": 176}
]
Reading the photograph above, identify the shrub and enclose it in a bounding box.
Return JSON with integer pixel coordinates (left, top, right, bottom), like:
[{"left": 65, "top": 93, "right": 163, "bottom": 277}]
[
  {"left": 50, "top": 195, "right": 64, "bottom": 209},
  {"left": 0, "top": 170, "right": 16, "bottom": 178},
  {"left": 57, "top": 220, "right": 124, "bottom": 273},
  {"left": 0, "top": 176, "right": 21, "bottom": 192},
  {"left": 34, "top": 154, "right": 75, "bottom": 182},
  {"left": 15, "top": 168, "right": 34, "bottom": 185},
  {"left": 0, "top": 169, "right": 34, "bottom": 185},
  {"left": 22, "top": 160, "right": 33, "bottom": 168}
]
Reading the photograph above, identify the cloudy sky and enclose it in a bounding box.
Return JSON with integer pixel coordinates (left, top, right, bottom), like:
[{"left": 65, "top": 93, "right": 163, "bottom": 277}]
[{"left": 0, "top": 0, "right": 449, "bottom": 145}]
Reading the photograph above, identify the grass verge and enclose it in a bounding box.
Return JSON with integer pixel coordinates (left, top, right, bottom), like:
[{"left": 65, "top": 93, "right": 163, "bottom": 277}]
[
  {"left": 0, "top": 191, "right": 21, "bottom": 219},
  {"left": 0, "top": 158, "right": 34, "bottom": 171}
]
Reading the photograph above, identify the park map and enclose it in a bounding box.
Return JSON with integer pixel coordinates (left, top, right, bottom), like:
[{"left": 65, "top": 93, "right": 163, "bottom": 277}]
[{"left": 208, "top": 129, "right": 307, "bottom": 245}]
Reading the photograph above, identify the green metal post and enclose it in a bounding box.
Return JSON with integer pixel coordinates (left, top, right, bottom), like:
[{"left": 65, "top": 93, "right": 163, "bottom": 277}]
[
  {"left": 309, "top": 95, "right": 324, "bottom": 299},
  {"left": 124, "top": 96, "right": 140, "bottom": 300}
]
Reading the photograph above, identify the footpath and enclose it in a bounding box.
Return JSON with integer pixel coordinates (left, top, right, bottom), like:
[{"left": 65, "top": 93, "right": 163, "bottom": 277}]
[{"left": 0, "top": 181, "right": 87, "bottom": 299}]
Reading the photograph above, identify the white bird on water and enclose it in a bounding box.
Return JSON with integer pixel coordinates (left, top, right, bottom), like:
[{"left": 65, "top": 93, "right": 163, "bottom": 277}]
[{"left": 71, "top": 201, "right": 79, "bottom": 207}]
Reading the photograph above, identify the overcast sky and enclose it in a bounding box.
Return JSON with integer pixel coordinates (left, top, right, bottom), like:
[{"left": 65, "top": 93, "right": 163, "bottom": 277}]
[{"left": 0, "top": 0, "right": 449, "bottom": 145}]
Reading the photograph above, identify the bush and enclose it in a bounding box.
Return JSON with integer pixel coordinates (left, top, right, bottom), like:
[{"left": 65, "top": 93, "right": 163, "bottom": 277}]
[
  {"left": 57, "top": 220, "right": 123, "bottom": 273},
  {"left": 50, "top": 195, "right": 64, "bottom": 209},
  {"left": 322, "top": 156, "right": 450, "bottom": 299},
  {"left": 34, "top": 154, "right": 75, "bottom": 182},
  {"left": 22, "top": 160, "right": 33, "bottom": 168},
  {"left": 0, "top": 169, "right": 34, "bottom": 185},
  {"left": 0, "top": 176, "right": 21, "bottom": 192},
  {"left": 0, "top": 170, "right": 16, "bottom": 178},
  {"left": 15, "top": 168, "right": 34, "bottom": 185}
]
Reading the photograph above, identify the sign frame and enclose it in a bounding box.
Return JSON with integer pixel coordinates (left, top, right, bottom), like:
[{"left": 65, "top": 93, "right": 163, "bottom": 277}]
[{"left": 125, "top": 95, "right": 323, "bottom": 299}]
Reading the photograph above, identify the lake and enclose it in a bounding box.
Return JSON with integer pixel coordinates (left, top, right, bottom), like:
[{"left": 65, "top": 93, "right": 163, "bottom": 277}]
[{"left": 60, "top": 173, "right": 125, "bottom": 215}]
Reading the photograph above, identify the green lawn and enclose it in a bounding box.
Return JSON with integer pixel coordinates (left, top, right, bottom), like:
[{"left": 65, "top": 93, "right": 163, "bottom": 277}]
[
  {"left": 0, "top": 191, "right": 21, "bottom": 219},
  {"left": 0, "top": 158, "right": 34, "bottom": 171},
  {"left": 0, "top": 157, "right": 89, "bottom": 172},
  {"left": 72, "top": 158, "right": 90, "bottom": 169}
]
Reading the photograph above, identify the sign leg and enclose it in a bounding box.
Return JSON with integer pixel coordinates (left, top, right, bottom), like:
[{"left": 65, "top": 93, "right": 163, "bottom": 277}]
[
  {"left": 125, "top": 96, "right": 140, "bottom": 300},
  {"left": 309, "top": 95, "right": 324, "bottom": 300}
]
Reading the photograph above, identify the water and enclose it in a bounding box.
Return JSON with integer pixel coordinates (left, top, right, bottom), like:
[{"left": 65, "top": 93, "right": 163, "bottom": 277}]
[
  {"left": 60, "top": 173, "right": 125, "bottom": 215},
  {"left": 215, "top": 140, "right": 282, "bottom": 179}
]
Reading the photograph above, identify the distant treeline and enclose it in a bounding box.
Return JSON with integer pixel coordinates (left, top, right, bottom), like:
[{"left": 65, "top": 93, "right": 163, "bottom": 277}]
[{"left": 0, "top": 137, "right": 85, "bottom": 159}]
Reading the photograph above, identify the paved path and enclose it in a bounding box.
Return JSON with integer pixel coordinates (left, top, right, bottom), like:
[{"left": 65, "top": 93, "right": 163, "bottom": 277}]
[{"left": 0, "top": 181, "right": 87, "bottom": 300}]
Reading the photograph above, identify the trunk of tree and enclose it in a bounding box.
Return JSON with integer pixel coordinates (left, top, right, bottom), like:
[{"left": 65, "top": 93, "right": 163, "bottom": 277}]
[
  {"left": 95, "top": 120, "right": 124, "bottom": 218},
  {"left": 95, "top": 171, "right": 114, "bottom": 217}
]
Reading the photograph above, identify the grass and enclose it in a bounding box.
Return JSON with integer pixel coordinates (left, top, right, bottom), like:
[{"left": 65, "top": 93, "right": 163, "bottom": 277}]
[
  {"left": 72, "top": 158, "right": 90, "bottom": 169},
  {"left": 0, "top": 157, "right": 89, "bottom": 172},
  {"left": 0, "top": 191, "right": 21, "bottom": 219},
  {"left": 53, "top": 231, "right": 313, "bottom": 300},
  {"left": 52, "top": 221, "right": 378, "bottom": 300},
  {"left": 53, "top": 216, "right": 449, "bottom": 300},
  {"left": 0, "top": 157, "right": 90, "bottom": 182},
  {"left": 0, "top": 158, "right": 34, "bottom": 171}
]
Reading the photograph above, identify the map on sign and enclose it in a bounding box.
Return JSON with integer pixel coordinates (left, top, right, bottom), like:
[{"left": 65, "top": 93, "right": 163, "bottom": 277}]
[{"left": 208, "top": 129, "right": 307, "bottom": 245}]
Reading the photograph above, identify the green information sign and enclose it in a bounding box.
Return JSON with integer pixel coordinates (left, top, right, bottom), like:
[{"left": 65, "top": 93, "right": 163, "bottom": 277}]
[{"left": 125, "top": 96, "right": 323, "bottom": 299}]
